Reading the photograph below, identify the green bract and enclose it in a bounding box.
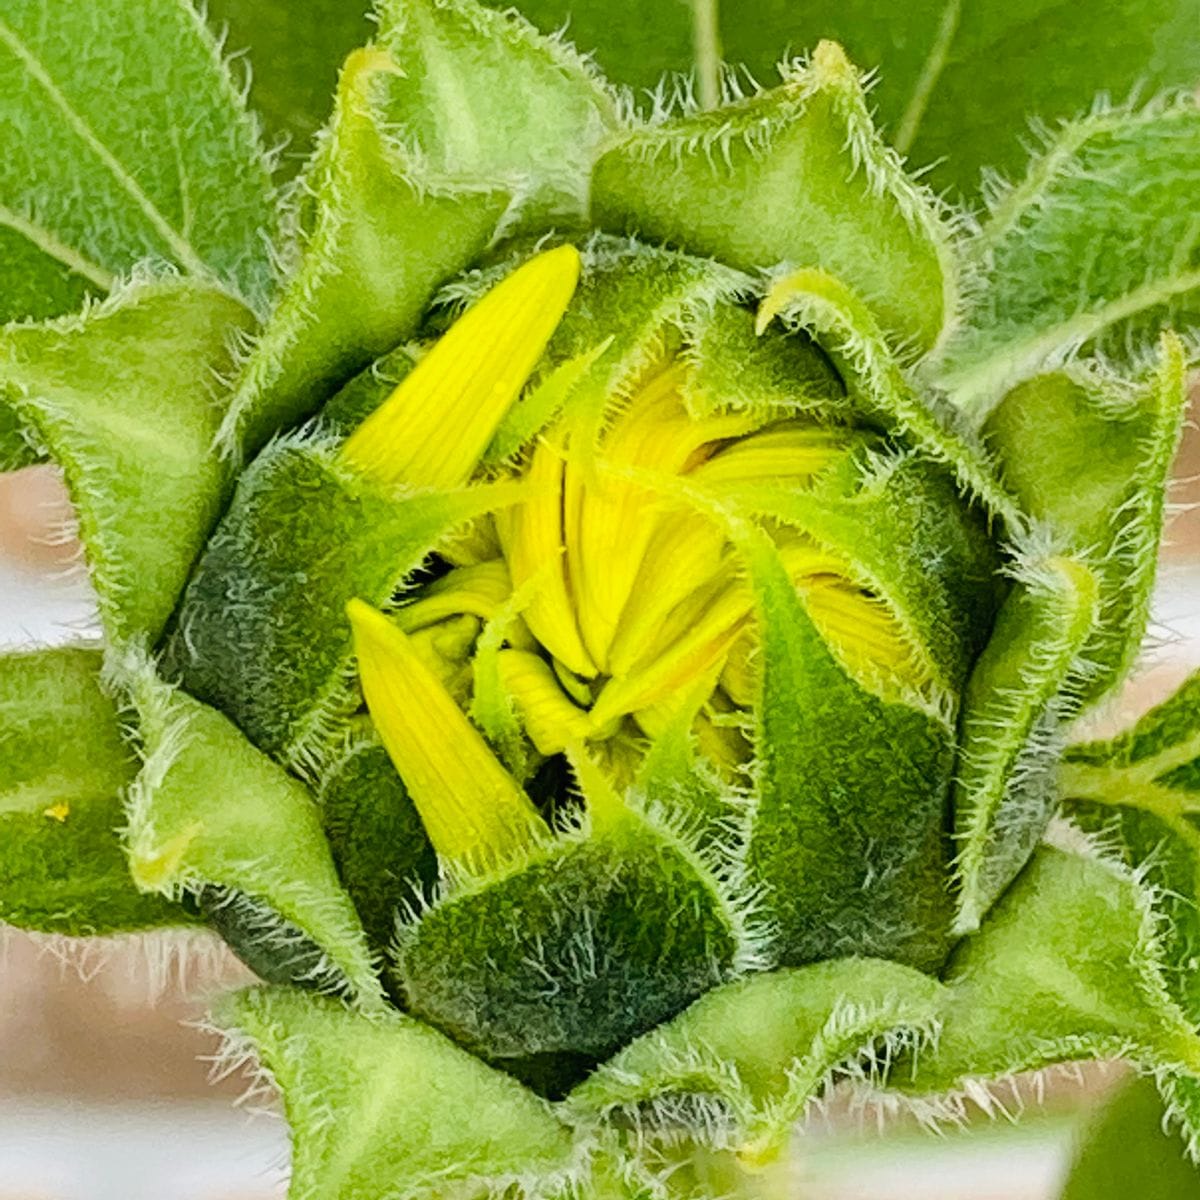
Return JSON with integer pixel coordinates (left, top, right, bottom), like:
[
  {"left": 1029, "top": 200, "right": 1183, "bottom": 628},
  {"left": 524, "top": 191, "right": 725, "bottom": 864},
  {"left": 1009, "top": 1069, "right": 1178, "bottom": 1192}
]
[{"left": 1, "top": 1, "right": 1199, "bottom": 1196}]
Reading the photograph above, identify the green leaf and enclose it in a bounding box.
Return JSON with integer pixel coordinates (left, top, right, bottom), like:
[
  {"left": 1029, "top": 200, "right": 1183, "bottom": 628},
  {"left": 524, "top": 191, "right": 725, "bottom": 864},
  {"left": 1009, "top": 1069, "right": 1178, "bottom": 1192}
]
[
  {"left": 164, "top": 433, "right": 524, "bottom": 772},
  {"left": 0, "top": 646, "right": 189, "bottom": 935},
  {"left": 204, "top": 0, "right": 374, "bottom": 168},
  {"left": 221, "top": 0, "right": 618, "bottom": 457},
  {"left": 0, "top": 281, "right": 256, "bottom": 646},
  {"left": 500, "top": 1, "right": 1200, "bottom": 201},
  {"left": 0, "top": 0, "right": 279, "bottom": 322},
  {"left": 122, "top": 665, "right": 384, "bottom": 1007},
  {"left": 1060, "top": 1077, "right": 1200, "bottom": 1199},
  {"left": 952, "top": 556, "right": 1100, "bottom": 934},
  {"left": 1060, "top": 670, "right": 1200, "bottom": 1025},
  {"left": 591, "top": 42, "right": 958, "bottom": 356},
  {"left": 983, "top": 336, "right": 1190, "bottom": 699},
  {"left": 904, "top": 845, "right": 1200, "bottom": 1097},
  {"left": 569, "top": 957, "right": 945, "bottom": 1164},
  {"left": 937, "top": 101, "right": 1200, "bottom": 412},
  {"left": 218, "top": 986, "right": 578, "bottom": 1199}
]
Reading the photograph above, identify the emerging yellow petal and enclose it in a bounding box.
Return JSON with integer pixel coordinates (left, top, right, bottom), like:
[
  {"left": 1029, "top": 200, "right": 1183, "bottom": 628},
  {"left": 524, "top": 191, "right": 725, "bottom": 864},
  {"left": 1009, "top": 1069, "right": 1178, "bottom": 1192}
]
[
  {"left": 339, "top": 245, "right": 581, "bottom": 490},
  {"left": 347, "top": 599, "right": 547, "bottom": 874}
]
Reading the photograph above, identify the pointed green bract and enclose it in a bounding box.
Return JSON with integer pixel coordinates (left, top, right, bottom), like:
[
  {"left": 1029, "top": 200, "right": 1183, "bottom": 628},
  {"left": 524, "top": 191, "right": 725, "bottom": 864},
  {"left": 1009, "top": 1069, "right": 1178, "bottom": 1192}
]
[
  {"left": 952, "top": 557, "right": 1100, "bottom": 934},
  {"left": 123, "top": 667, "right": 383, "bottom": 1006},
  {"left": 904, "top": 846, "right": 1200, "bottom": 1100},
  {"left": 591, "top": 42, "right": 958, "bottom": 356},
  {"left": 164, "top": 434, "right": 523, "bottom": 773},
  {"left": 742, "top": 525, "right": 955, "bottom": 971},
  {"left": 0, "top": 646, "right": 189, "bottom": 935},
  {"left": 938, "top": 101, "right": 1200, "bottom": 411},
  {"left": 756, "top": 266, "right": 1021, "bottom": 523},
  {"left": 218, "top": 986, "right": 577, "bottom": 1199},
  {"left": 376, "top": 0, "right": 619, "bottom": 226},
  {"left": 218, "top": 46, "right": 509, "bottom": 457},
  {"left": 1061, "top": 670, "right": 1200, "bottom": 1025},
  {"left": 0, "top": 0, "right": 278, "bottom": 322},
  {"left": 983, "top": 336, "right": 1189, "bottom": 702},
  {"left": 221, "top": 0, "right": 619, "bottom": 457},
  {"left": 0, "top": 281, "right": 255, "bottom": 646},
  {"left": 396, "top": 808, "right": 745, "bottom": 1070},
  {"left": 728, "top": 450, "right": 1001, "bottom": 707},
  {"left": 569, "top": 957, "right": 945, "bottom": 1163}
]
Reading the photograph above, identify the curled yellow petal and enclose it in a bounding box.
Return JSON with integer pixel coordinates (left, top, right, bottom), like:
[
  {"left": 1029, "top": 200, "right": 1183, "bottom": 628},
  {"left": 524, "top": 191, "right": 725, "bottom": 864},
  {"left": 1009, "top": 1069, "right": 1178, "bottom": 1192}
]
[
  {"left": 347, "top": 598, "right": 547, "bottom": 874},
  {"left": 339, "top": 244, "right": 581, "bottom": 490}
]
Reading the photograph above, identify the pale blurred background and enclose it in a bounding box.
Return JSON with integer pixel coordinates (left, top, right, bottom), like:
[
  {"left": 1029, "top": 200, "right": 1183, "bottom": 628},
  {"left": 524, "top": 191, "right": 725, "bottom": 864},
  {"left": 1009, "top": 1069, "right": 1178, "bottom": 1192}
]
[{"left": 1, "top": 397, "right": 1197, "bottom": 1200}]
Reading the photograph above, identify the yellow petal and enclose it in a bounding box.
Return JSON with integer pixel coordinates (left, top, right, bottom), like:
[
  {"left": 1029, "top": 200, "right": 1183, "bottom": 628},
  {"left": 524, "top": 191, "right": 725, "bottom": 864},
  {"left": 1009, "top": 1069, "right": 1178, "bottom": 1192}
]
[
  {"left": 339, "top": 245, "right": 581, "bottom": 489},
  {"left": 497, "top": 649, "right": 593, "bottom": 756},
  {"left": 566, "top": 362, "right": 752, "bottom": 670},
  {"left": 690, "top": 423, "right": 852, "bottom": 490},
  {"left": 347, "top": 599, "right": 546, "bottom": 874},
  {"left": 496, "top": 436, "right": 597, "bottom": 677},
  {"left": 393, "top": 560, "right": 514, "bottom": 632}
]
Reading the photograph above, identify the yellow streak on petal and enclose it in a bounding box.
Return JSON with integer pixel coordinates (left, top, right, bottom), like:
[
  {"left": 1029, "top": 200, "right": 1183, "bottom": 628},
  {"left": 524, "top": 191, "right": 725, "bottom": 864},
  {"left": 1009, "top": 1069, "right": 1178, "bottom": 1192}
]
[
  {"left": 590, "top": 575, "right": 751, "bottom": 728},
  {"left": 497, "top": 649, "right": 594, "bottom": 756},
  {"left": 339, "top": 245, "right": 581, "bottom": 489},
  {"left": 347, "top": 599, "right": 546, "bottom": 873},
  {"left": 690, "top": 423, "right": 850, "bottom": 489},
  {"left": 496, "top": 437, "right": 597, "bottom": 677},
  {"left": 776, "top": 541, "right": 932, "bottom": 693}
]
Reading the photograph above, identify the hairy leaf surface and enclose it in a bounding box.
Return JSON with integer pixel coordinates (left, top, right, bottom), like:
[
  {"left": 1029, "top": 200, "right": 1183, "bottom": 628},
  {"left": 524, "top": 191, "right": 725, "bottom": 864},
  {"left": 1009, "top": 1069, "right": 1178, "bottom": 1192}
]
[{"left": 0, "top": 0, "right": 278, "bottom": 321}]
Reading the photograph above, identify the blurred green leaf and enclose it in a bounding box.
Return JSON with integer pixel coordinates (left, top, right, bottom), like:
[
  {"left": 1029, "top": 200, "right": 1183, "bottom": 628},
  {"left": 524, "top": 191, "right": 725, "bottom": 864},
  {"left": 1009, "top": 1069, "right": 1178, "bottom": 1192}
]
[
  {"left": 497, "top": 0, "right": 1200, "bottom": 198},
  {"left": 1060, "top": 1077, "right": 1200, "bottom": 1199},
  {"left": 205, "top": 0, "right": 374, "bottom": 169}
]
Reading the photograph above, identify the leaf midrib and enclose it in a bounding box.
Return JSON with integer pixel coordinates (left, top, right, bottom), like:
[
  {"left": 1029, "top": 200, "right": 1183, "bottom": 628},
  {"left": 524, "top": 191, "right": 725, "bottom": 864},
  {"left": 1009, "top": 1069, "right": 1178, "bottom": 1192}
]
[{"left": 0, "top": 12, "right": 209, "bottom": 279}]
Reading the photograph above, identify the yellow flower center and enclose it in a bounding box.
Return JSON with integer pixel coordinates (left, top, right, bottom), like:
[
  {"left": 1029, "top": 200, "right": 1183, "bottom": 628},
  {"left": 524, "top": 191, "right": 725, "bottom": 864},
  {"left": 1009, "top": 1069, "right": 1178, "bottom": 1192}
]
[{"left": 344, "top": 247, "right": 927, "bottom": 872}]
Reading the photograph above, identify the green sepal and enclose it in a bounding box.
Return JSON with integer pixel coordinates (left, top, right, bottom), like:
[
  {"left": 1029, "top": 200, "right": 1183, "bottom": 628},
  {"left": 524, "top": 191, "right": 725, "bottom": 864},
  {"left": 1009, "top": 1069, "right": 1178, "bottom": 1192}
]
[
  {"left": 952, "top": 556, "right": 1100, "bottom": 934},
  {"left": 217, "top": 985, "right": 578, "bottom": 1199},
  {"left": 0, "top": 646, "right": 188, "bottom": 935},
  {"left": 0, "top": 281, "right": 255, "bottom": 646},
  {"left": 122, "top": 665, "right": 383, "bottom": 1007},
  {"left": 938, "top": 99, "right": 1200, "bottom": 411},
  {"left": 590, "top": 42, "right": 958, "bottom": 356},
  {"left": 569, "top": 957, "right": 944, "bottom": 1164},
  {"left": 376, "top": 0, "right": 619, "bottom": 228},
  {"left": 756, "top": 266, "right": 1021, "bottom": 524},
  {"left": 217, "top": 46, "right": 509, "bottom": 458},
  {"left": 741, "top": 525, "right": 955, "bottom": 971},
  {"left": 1061, "top": 1076, "right": 1200, "bottom": 1197},
  {"left": 902, "top": 845, "right": 1200, "bottom": 1107},
  {"left": 983, "top": 335, "right": 1189, "bottom": 702},
  {"left": 395, "top": 806, "right": 746, "bottom": 1071},
  {"left": 1060, "top": 669, "right": 1200, "bottom": 1025},
  {"left": 318, "top": 736, "right": 438, "bottom": 954},
  {"left": 164, "top": 433, "right": 525, "bottom": 772}
]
